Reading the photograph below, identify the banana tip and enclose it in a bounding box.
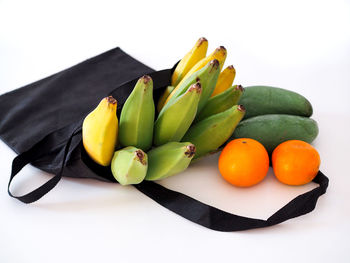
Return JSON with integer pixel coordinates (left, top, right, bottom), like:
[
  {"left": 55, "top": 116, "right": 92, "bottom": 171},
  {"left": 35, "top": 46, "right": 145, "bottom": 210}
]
[
  {"left": 185, "top": 144, "right": 196, "bottom": 158},
  {"left": 238, "top": 104, "right": 246, "bottom": 112},
  {"left": 235, "top": 85, "right": 244, "bottom": 92},
  {"left": 217, "top": 46, "right": 227, "bottom": 52},
  {"left": 209, "top": 59, "right": 220, "bottom": 68},
  {"left": 135, "top": 150, "right": 147, "bottom": 165},
  {"left": 198, "top": 37, "right": 208, "bottom": 44},
  {"left": 188, "top": 82, "right": 202, "bottom": 93},
  {"left": 141, "top": 75, "right": 152, "bottom": 84},
  {"left": 106, "top": 96, "right": 117, "bottom": 105}
]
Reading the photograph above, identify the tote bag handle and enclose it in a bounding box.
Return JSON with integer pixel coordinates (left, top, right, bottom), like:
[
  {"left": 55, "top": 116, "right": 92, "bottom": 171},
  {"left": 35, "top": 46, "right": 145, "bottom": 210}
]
[
  {"left": 134, "top": 173, "right": 328, "bottom": 231},
  {"left": 8, "top": 123, "right": 81, "bottom": 203}
]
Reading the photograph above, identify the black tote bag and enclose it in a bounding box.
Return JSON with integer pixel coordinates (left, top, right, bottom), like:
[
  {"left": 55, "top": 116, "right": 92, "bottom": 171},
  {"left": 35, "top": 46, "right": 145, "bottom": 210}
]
[{"left": 0, "top": 47, "right": 329, "bottom": 232}]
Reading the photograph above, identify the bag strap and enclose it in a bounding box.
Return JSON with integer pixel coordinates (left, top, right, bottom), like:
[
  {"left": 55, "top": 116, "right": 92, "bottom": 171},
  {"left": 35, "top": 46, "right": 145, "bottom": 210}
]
[
  {"left": 134, "top": 171, "right": 328, "bottom": 231},
  {"left": 8, "top": 123, "right": 82, "bottom": 204}
]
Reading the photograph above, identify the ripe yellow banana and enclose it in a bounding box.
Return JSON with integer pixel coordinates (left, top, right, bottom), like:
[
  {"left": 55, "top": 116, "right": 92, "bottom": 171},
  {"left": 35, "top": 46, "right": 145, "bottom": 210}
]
[
  {"left": 119, "top": 75, "right": 155, "bottom": 151},
  {"left": 163, "top": 46, "right": 227, "bottom": 109},
  {"left": 157, "top": 86, "right": 174, "bottom": 113},
  {"left": 154, "top": 82, "right": 202, "bottom": 146},
  {"left": 210, "top": 65, "right": 236, "bottom": 97},
  {"left": 82, "top": 96, "right": 118, "bottom": 166},
  {"left": 111, "top": 146, "right": 148, "bottom": 185},
  {"left": 171, "top": 37, "right": 208, "bottom": 87},
  {"left": 145, "top": 142, "right": 196, "bottom": 181}
]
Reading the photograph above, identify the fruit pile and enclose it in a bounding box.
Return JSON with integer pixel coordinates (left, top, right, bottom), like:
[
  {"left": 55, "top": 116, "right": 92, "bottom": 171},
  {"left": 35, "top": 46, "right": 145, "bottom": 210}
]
[{"left": 82, "top": 37, "right": 321, "bottom": 187}]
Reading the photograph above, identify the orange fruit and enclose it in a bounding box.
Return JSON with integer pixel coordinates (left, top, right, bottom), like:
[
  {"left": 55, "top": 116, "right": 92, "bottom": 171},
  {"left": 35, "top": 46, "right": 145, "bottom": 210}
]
[
  {"left": 272, "top": 140, "right": 320, "bottom": 186},
  {"left": 218, "top": 138, "right": 269, "bottom": 187}
]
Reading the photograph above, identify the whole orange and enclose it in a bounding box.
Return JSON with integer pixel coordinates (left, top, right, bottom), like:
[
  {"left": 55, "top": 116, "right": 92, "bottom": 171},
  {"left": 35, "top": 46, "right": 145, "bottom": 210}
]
[
  {"left": 218, "top": 138, "right": 269, "bottom": 187},
  {"left": 272, "top": 140, "right": 320, "bottom": 186}
]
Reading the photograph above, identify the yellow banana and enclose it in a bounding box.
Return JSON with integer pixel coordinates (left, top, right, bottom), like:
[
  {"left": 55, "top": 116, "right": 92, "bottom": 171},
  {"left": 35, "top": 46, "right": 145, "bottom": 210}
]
[
  {"left": 163, "top": 46, "right": 227, "bottom": 109},
  {"left": 210, "top": 65, "right": 236, "bottom": 97},
  {"left": 82, "top": 96, "right": 118, "bottom": 166},
  {"left": 157, "top": 86, "right": 174, "bottom": 113},
  {"left": 171, "top": 37, "right": 208, "bottom": 87}
]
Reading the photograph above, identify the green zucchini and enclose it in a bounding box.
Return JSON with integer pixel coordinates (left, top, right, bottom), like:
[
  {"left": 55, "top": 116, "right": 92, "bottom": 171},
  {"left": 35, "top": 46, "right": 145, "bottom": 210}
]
[
  {"left": 238, "top": 86, "right": 313, "bottom": 119},
  {"left": 232, "top": 114, "right": 318, "bottom": 154}
]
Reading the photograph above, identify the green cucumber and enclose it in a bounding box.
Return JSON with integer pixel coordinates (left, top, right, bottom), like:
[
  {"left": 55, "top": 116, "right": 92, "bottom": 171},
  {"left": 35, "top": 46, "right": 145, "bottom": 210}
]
[
  {"left": 238, "top": 86, "right": 313, "bottom": 119},
  {"left": 232, "top": 114, "right": 318, "bottom": 154}
]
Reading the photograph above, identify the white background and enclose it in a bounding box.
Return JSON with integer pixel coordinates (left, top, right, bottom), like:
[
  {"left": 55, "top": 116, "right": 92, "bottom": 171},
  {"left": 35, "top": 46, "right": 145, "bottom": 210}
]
[{"left": 1, "top": 0, "right": 350, "bottom": 262}]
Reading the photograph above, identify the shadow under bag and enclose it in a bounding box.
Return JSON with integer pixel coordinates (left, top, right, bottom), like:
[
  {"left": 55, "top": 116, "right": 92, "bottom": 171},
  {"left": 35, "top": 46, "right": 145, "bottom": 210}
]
[{"left": 0, "top": 47, "right": 329, "bottom": 231}]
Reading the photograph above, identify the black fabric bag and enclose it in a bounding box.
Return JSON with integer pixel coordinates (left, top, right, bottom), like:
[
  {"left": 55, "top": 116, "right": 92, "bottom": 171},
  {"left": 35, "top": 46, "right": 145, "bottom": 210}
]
[{"left": 0, "top": 47, "right": 329, "bottom": 231}]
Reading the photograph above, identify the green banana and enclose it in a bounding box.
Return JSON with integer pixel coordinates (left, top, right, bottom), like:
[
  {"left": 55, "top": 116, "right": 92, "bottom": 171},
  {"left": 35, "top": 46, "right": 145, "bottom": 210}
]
[
  {"left": 111, "top": 146, "right": 148, "bottom": 185},
  {"left": 119, "top": 75, "right": 155, "bottom": 151},
  {"left": 161, "top": 59, "right": 220, "bottom": 115},
  {"left": 182, "top": 105, "right": 246, "bottom": 159},
  {"left": 195, "top": 85, "right": 244, "bottom": 122},
  {"left": 145, "top": 142, "right": 196, "bottom": 181},
  {"left": 154, "top": 82, "right": 202, "bottom": 146}
]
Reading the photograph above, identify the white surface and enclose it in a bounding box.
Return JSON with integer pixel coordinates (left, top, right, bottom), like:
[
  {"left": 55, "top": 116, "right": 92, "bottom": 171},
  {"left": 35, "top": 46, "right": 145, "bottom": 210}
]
[{"left": 1, "top": 0, "right": 350, "bottom": 262}]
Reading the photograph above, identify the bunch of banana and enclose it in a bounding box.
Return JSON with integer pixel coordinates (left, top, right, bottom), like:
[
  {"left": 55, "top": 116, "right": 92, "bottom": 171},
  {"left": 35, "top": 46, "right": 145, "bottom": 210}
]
[
  {"left": 154, "top": 82, "right": 202, "bottom": 146},
  {"left": 82, "top": 38, "right": 247, "bottom": 184},
  {"left": 82, "top": 96, "right": 118, "bottom": 166},
  {"left": 119, "top": 75, "right": 155, "bottom": 151}
]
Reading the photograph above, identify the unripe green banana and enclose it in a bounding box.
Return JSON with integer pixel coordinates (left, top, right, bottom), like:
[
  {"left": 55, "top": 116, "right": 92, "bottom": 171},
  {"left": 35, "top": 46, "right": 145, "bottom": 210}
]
[
  {"left": 161, "top": 59, "right": 220, "bottom": 114},
  {"left": 145, "top": 142, "right": 196, "bottom": 181},
  {"left": 111, "top": 146, "right": 148, "bottom": 185},
  {"left": 119, "top": 75, "right": 155, "bottom": 151},
  {"left": 195, "top": 85, "right": 244, "bottom": 122},
  {"left": 182, "top": 105, "right": 246, "bottom": 159},
  {"left": 154, "top": 82, "right": 202, "bottom": 146},
  {"left": 157, "top": 86, "right": 174, "bottom": 113}
]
